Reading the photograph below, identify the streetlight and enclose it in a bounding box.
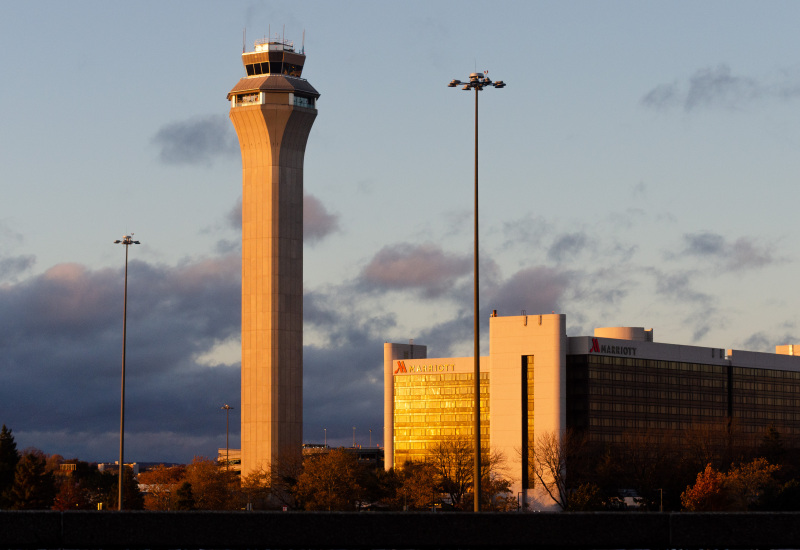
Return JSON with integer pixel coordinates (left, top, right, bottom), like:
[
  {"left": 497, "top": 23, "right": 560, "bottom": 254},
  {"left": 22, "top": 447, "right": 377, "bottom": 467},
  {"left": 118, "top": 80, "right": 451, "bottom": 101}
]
[
  {"left": 221, "top": 404, "right": 234, "bottom": 471},
  {"left": 352, "top": 426, "right": 356, "bottom": 447},
  {"left": 447, "top": 71, "right": 505, "bottom": 512},
  {"left": 113, "top": 234, "right": 140, "bottom": 511},
  {"left": 324, "top": 427, "right": 327, "bottom": 447}
]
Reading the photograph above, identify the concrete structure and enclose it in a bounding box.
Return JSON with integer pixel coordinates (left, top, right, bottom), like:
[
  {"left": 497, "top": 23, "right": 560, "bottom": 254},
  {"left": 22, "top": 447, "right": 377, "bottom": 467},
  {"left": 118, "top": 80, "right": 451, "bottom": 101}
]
[
  {"left": 228, "top": 36, "right": 320, "bottom": 476},
  {"left": 385, "top": 313, "right": 800, "bottom": 510}
]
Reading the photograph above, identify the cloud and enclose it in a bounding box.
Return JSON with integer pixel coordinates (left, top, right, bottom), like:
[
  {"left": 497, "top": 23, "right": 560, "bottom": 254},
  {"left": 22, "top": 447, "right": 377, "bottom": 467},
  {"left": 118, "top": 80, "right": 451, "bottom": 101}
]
[
  {"left": 0, "top": 255, "right": 242, "bottom": 462},
  {"left": 641, "top": 64, "right": 779, "bottom": 112},
  {"left": 485, "top": 266, "right": 571, "bottom": 317},
  {"left": 304, "top": 194, "right": 340, "bottom": 244},
  {"left": 674, "top": 231, "right": 776, "bottom": 272},
  {"left": 0, "top": 255, "right": 35, "bottom": 281},
  {"left": 358, "top": 243, "right": 471, "bottom": 298},
  {"left": 652, "top": 269, "right": 710, "bottom": 305},
  {"left": 152, "top": 114, "right": 239, "bottom": 166},
  {"left": 547, "top": 232, "right": 590, "bottom": 263}
]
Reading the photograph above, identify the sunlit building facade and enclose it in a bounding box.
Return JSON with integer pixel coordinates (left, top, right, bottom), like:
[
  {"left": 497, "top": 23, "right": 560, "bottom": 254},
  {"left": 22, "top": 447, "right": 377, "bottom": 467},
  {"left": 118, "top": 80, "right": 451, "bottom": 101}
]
[
  {"left": 228, "top": 36, "right": 319, "bottom": 477},
  {"left": 384, "top": 313, "right": 800, "bottom": 510}
]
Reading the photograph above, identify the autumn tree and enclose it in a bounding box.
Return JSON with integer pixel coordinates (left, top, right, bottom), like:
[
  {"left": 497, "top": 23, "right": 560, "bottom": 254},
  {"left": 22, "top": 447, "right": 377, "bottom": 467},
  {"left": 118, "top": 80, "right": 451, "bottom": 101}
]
[
  {"left": 240, "top": 467, "right": 272, "bottom": 510},
  {"left": 293, "top": 448, "right": 364, "bottom": 511},
  {"left": 681, "top": 458, "right": 780, "bottom": 511},
  {"left": 138, "top": 465, "right": 185, "bottom": 510},
  {"left": 183, "top": 457, "right": 238, "bottom": 510},
  {"left": 0, "top": 425, "right": 19, "bottom": 508},
  {"left": 397, "top": 461, "right": 440, "bottom": 510}
]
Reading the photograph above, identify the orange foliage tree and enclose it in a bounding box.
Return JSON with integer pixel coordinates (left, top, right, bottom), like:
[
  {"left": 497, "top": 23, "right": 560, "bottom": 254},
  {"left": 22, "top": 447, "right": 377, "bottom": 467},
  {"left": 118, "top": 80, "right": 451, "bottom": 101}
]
[{"left": 681, "top": 458, "right": 780, "bottom": 511}]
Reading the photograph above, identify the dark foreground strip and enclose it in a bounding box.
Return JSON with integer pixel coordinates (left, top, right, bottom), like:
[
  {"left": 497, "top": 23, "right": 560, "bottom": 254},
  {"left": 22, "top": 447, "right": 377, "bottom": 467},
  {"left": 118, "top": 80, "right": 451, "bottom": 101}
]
[{"left": 2, "top": 511, "right": 800, "bottom": 549}]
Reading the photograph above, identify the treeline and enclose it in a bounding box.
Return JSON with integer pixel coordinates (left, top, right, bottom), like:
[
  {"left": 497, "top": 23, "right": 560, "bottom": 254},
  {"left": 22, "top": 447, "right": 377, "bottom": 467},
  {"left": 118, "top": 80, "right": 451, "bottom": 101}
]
[
  {"left": 0, "top": 425, "right": 141, "bottom": 510},
  {"left": 535, "top": 423, "right": 800, "bottom": 511},
  {"left": 0, "top": 425, "right": 513, "bottom": 511},
  {"left": 6, "top": 420, "right": 800, "bottom": 512}
]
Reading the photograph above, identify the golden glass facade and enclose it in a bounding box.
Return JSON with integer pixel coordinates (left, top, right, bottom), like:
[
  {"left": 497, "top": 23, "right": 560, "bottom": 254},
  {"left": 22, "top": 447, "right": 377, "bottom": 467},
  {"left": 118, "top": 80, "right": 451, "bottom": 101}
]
[{"left": 393, "top": 372, "right": 489, "bottom": 466}]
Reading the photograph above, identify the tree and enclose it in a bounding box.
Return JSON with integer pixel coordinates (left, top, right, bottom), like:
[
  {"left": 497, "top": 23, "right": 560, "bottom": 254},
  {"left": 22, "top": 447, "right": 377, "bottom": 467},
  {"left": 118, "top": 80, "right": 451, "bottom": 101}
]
[
  {"left": 8, "top": 450, "right": 55, "bottom": 510},
  {"left": 427, "top": 437, "right": 511, "bottom": 510},
  {"left": 0, "top": 425, "right": 19, "bottom": 508},
  {"left": 183, "top": 457, "right": 238, "bottom": 510},
  {"left": 397, "top": 461, "right": 440, "bottom": 510},
  {"left": 138, "top": 465, "right": 185, "bottom": 510},
  {"left": 759, "top": 425, "right": 786, "bottom": 466},
  {"left": 52, "top": 479, "right": 89, "bottom": 511},
  {"left": 528, "top": 430, "right": 589, "bottom": 511},
  {"left": 428, "top": 438, "right": 473, "bottom": 508},
  {"left": 240, "top": 467, "right": 272, "bottom": 510},
  {"left": 268, "top": 452, "right": 305, "bottom": 510},
  {"left": 106, "top": 465, "right": 144, "bottom": 510},
  {"left": 568, "top": 483, "right": 605, "bottom": 511},
  {"left": 174, "top": 482, "right": 195, "bottom": 510},
  {"left": 293, "top": 448, "right": 364, "bottom": 511},
  {"left": 681, "top": 459, "right": 780, "bottom": 511}
]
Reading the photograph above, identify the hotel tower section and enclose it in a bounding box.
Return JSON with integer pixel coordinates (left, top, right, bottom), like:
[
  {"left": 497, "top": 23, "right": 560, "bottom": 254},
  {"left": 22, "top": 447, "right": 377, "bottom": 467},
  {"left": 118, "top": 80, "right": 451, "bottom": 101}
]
[{"left": 228, "top": 37, "right": 319, "bottom": 476}]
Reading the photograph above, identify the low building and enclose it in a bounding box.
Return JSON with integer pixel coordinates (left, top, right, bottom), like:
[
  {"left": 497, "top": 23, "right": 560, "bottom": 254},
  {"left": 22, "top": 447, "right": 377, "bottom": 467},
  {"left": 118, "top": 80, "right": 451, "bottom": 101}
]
[{"left": 384, "top": 313, "right": 800, "bottom": 510}]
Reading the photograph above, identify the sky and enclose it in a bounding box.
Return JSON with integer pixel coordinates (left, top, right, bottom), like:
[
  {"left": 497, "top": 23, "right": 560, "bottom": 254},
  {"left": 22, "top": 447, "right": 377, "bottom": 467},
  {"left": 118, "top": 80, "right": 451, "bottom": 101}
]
[{"left": 2, "top": 0, "right": 800, "bottom": 463}]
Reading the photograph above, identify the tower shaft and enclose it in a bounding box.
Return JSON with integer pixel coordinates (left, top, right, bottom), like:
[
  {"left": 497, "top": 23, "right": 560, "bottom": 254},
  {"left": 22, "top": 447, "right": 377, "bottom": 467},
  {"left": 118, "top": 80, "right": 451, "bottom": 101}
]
[{"left": 228, "top": 37, "right": 319, "bottom": 476}]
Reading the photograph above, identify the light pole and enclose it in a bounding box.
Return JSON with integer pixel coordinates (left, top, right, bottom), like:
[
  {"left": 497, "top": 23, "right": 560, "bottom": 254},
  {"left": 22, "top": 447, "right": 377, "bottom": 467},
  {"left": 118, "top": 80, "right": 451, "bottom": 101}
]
[
  {"left": 221, "top": 404, "right": 234, "bottom": 471},
  {"left": 448, "top": 72, "right": 505, "bottom": 512},
  {"left": 324, "top": 427, "right": 327, "bottom": 447},
  {"left": 352, "top": 426, "right": 356, "bottom": 447},
  {"left": 114, "top": 234, "right": 140, "bottom": 511}
]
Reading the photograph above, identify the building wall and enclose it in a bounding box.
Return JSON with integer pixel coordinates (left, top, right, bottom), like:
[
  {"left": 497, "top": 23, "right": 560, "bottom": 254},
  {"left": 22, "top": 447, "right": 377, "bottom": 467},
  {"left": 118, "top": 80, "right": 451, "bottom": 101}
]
[
  {"left": 489, "top": 314, "right": 567, "bottom": 510},
  {"left": 230, "top": 89, "right": 316, "bottom": 477}
]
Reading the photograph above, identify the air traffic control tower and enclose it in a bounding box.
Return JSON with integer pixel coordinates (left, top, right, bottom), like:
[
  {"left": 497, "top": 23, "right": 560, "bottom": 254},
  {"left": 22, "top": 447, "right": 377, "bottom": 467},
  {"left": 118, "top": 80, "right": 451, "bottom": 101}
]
[{"left": 228, "top": 35, "right": 319, "bottom": 476}]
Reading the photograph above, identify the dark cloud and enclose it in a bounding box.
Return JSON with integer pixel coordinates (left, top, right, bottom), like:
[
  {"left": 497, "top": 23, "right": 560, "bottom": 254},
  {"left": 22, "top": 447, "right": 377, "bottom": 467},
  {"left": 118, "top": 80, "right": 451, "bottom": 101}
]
[
  {"left": 485, "top": 266, "right": 571, "bottom": 317},
  {"left": 152, "top": 114, "right": 239, "bottom": 166},
  {"left": 653, "top": 269, "right": 710, "bottom": 305},
  {"left": 226, "top": 197, "right": 241, "bottom": 231},
  {"left": 0, "top": 255, "right": 35, "bottom": 281},
  {"left": 358, "top": 243, "right": 471, "bottom": 298},
  {"left": 675, "top": 231, "right": 775, "bottom": 272},
  {"left": 500, "top": 214, "right": 549, "bottom": 251},
  {"left": 0, "top": 256, "right": 242, "bottom": 462},
  {"left": 642, "top": 64, "right": 767, "bottom": 112},
  {"left": 547, "top": 232, "right": 589, "bottom": 263},
  {"left": 304, "top": 194, "right": 340, "bottom": 244},
  {"left": 0, "top": 250, "right": 405, "bottom": 460}
]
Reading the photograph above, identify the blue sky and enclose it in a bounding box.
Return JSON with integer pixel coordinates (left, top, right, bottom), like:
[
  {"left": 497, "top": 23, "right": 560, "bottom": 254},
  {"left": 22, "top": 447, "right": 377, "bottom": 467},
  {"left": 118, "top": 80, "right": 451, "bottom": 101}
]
[{"left": 1, "top": 0, "right": 799, "bottom": 463}]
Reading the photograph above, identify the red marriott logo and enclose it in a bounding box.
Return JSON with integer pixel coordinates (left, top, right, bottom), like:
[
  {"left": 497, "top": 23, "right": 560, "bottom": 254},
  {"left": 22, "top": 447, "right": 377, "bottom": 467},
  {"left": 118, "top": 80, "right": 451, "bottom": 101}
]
[
  {"left": 394, "top": 361, "right": 407, "bottom": 374},
  {"left": 588, "top": 338, "right": 638, "bottom": 356}
]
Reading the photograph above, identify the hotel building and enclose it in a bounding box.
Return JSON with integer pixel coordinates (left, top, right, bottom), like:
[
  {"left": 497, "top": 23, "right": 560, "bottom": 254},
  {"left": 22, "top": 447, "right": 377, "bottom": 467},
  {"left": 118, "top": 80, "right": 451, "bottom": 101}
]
[{"left": 384, "top": 313, "right": 800, "bottom": 510}]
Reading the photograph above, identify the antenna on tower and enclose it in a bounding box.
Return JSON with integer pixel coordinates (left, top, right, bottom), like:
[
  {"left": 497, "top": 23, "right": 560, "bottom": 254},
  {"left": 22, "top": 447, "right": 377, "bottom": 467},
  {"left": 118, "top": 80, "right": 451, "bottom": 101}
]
[
  {"left": 242, "top": 28, "right": 246, "bottom": 53},
  {"left": 282, "top": 24, "right": 285, "bottom": 45},
  {"left": 302, "top": 29, "right": 305, "bottom": 54}
]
